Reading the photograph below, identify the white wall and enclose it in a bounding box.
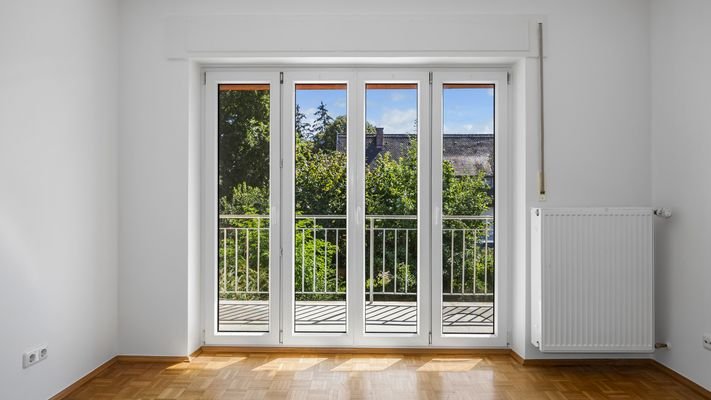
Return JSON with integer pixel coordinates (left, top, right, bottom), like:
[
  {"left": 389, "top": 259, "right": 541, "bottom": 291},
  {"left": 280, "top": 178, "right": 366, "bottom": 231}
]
[
  {"left": 651, "top": 0, "right": 711, "bottom": 391},
  {"left": 521, "top": 0, "right": 653, "bottom": 360},
  {"left": 118, "top": 0, "right": 653, "bottom": 358},
  {"left": 118, "top": 1, "right": 194, "bottom": 356},
  {"left": 187, "top": 61, "right": 203, "bottom": 355},
  {"left": 0, "top": 0, "right": 119, "bottom": 398}
]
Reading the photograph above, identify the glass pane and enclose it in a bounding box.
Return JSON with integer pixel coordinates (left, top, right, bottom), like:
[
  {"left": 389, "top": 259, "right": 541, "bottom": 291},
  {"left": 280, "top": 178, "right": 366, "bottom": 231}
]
[
  {"left": 364, "top": 83, "right": 419, "bottom": 334},
  {"left": 441, "top": 83, "right": 495, "bottom": 334},
  {"left": 294, "top": 83, "right": 348, "bottom": 333},
  {"left": 217, "top": 83, "right": 271, "bottom": 332}
]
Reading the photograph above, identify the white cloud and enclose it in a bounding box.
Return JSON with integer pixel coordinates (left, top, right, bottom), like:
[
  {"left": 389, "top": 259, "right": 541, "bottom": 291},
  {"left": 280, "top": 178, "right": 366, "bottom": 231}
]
[
  {"left": 333, "top": 99, "right": 347, "bottom": 110},
  {"left": 380, "top": 108, "right": 418, "bottom": 134},
  {"left": 389, "top": 92, "right": 407, "bottom": 102}
]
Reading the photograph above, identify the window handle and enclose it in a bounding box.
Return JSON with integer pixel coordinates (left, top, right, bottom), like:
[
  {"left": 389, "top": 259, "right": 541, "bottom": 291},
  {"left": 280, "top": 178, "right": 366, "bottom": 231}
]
[
  {"left": 356, "top": 206, "right": 363, "bottom": 226},
  {"left": 433, "top": 206, "right": 441, "bottom": 227},
  {"left": 271, "top": 206, "right": 278, "bottom": 222}
]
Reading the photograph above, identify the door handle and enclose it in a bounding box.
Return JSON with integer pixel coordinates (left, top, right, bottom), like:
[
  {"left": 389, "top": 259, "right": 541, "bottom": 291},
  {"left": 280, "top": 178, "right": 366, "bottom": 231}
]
[{"left": 355, "top": 205, "right": 363, "bottom": 226}]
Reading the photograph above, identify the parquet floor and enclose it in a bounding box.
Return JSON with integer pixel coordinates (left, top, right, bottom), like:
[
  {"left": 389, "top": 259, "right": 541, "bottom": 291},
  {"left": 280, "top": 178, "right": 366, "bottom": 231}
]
[{"left": 66, "top": 352, "right": 704, "bottom": 399}]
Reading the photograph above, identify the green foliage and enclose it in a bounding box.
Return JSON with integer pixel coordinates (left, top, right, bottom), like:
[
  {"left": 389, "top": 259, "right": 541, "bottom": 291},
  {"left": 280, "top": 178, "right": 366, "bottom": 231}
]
[
  {"left": 365, "top": 266, "right": 417, "bottom": 296},
  {"left": 442, "top": 229, "right": 494, "bottom": 297},
  {"left": 294, "top": 219, "right": 346, "bottom": 300},
  {"left": 313, "top": 101, "right": 334, "bottom": 136},
  {"left": 217, "top": 93, "right": 494, "bottom": 301},
  {"left": 317, "top": 115, "right": 344, "bottom": 151},
  {"left": 294, "top": 138, "right": 347, "bottom": 215},
  {"left": 218, "top": 221, "right": 270, "bottom": 301},
  {"left": 220, "top": 182, "right": 269, "bottom": 215},
  {"left": 366, "top": 138, "right": 419, "bottom": 216},
  {"left": 217, "top": 89, "right": 270, "bottom": 200},
  {"left": 442, "top": 163, "right": 492, "bottom": 217},
  {"left": 295, "top": 104, "right": 311, "bottom": 140},
  {"left": 365, "top": 137, "right": 491, "bottom": 217}
]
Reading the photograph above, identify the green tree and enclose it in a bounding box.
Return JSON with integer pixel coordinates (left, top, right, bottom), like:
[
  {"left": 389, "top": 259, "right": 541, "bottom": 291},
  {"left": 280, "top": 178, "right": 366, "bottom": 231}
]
[
  {"left": 220, "top": 182, "right": 269, "bottom": 216},
  {"left": 313, "top": 101, "right": 334, "bottom": 135},
  {"left": 319, "top": 115, "right": 345, "bottom": 151},
  {"left": 366, "top": 137, "right": 491, "bottom": 217},
  {"left": 318, "top": 116, "right": 377, "bottom": 152},
  {"left": 365, "top": 138, "right": 419, "bottom": 216},
  {"left": 295, "top": 104, "right": 311, "bottom": 140},
  {"left": 294, "top": 218, "right": 346, "bottom": 299},
  {"left": 362, "top": 137, "right": 492, "bottom": 297},
  {"left": 216, "top": 92, "right": 494, "bottom": 300},
  {"left": 217, "top": 89, "right": 270, "bottom": 200},
  {"left": 295, "top": 138, "right": 347, "bottom": 215},
  {"left": 310, "top": 102, "right": 336, "bottom": 151}
]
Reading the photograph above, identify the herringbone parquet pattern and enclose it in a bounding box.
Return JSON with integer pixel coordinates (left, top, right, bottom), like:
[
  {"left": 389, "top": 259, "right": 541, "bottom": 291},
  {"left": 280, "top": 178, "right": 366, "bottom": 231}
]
[{"left": 65, "top": 352, "right": 704, "bottom": 399}]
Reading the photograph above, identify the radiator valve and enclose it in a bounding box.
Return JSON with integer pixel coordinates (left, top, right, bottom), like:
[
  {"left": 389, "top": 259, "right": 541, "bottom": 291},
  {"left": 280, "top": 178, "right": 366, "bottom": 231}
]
[{"left": 654, "top": 208, "right": 672, "bottom": 218}]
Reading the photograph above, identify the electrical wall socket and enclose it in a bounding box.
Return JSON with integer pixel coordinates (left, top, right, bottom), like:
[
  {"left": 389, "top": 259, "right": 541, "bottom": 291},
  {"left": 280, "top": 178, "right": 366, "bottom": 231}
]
[
  {"left": 23, "top": 345, "right": 48, "bottom": 369},
  {"left": 703, "top": 334, "right": 711, "bottom": 351},
  {"left": 23, "top": 351, "right": 38, "bottom": 368}
]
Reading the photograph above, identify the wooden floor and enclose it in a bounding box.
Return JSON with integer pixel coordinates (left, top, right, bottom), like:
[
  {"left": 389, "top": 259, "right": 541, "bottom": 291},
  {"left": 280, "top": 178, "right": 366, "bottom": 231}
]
[
  {"left": 219, "top": 301, "right": 494, "bottom": 334},
  {"left": 65, "top": 352, "right": 705, "bottom": 399}
]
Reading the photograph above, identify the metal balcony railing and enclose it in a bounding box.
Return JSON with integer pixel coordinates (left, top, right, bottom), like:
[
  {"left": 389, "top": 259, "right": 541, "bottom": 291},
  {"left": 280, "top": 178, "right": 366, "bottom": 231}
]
[{"left": 218, "top": 214, "right": 494, "bottom": 301}]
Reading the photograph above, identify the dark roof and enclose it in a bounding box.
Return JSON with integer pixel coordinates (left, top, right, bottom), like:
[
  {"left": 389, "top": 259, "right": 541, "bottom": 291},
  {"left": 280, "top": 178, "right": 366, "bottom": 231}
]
[
  {"left": 336, "top": 132, "right": 493, "bottom": 177},
  {"left": 442, "top": 134, "right": 494, "bottom": 176}
]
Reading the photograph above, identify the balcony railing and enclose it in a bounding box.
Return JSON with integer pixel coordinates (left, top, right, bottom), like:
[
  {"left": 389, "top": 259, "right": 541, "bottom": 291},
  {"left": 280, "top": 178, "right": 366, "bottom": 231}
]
[{"left": 218, "top": 214, "right": 494, "bottom": 301}]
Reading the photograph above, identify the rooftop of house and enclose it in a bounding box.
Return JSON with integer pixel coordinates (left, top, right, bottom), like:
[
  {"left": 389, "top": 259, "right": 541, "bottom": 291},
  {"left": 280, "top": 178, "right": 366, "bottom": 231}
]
[{"left": 337, "top": 127, "right": 494, "bottom": 176}]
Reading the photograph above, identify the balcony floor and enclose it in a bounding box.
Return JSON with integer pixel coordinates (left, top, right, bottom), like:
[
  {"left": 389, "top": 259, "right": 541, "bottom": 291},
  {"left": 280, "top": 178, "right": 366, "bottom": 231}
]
[{"left": 218, "top": 300, "right": 494, "bottom": 334}]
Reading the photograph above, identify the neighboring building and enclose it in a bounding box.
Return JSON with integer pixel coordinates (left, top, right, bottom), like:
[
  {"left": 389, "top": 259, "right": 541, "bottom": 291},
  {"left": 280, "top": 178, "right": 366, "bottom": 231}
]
[{"left": 337, "top": 127, "right": 494, "bottom": 182}]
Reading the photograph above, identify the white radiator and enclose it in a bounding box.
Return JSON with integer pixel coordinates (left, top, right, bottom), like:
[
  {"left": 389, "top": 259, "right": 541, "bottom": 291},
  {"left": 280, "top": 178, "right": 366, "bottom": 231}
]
[{"left": 531, "top": 208, "right": 654, "bottom": 353}]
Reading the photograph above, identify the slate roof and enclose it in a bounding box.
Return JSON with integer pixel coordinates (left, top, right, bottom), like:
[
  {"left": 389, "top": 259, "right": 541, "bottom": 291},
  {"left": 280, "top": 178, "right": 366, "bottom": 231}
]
[{"left": 336, "top": 132, "right": 493, "bottom": 177}]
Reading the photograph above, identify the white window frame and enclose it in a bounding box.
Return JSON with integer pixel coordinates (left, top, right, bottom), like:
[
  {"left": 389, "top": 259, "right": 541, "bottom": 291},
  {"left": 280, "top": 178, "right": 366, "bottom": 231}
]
[
  {"left": 202, "top": 67, "right": 510, "bottom": 348},
  {"left": 353, "top": 70, "right": 431, "bottom": 347},
  {"left": 430, "top": 70, "right": 509, "bottom": 347},
  {"left": 202, "top": 71, "right": 282, "bottom": 345},
  {"left": 281, "top": 70, "right": 357, "bottom": 346}
]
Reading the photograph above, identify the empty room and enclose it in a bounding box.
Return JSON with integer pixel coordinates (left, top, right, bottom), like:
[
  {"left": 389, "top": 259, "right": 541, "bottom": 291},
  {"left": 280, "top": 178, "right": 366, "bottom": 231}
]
[{"left": 1, "top": 0, "right": 710, "bottom": 398}]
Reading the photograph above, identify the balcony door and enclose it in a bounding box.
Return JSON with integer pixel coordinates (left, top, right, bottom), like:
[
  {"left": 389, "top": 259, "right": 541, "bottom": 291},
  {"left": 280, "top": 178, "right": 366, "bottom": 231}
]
[
  {"left": 204, "top": 71, "right": 282, "bottom": 345},
  {"left": 281, "top": 72, "right": 357, "bottom": 346},
  {"left": 431, "top": 71, "right": 508, "bottom": 347},
  {"left": 204, "top": 69, "right": 506, "bottom": 347},
  {"left": 353, "top": 71, "right": 431, "bottom": 346}
]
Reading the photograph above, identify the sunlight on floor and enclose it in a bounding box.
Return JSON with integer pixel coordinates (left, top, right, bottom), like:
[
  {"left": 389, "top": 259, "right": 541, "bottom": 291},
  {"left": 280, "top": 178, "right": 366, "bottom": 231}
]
[
  {"left": 416, "top": 358, "right": 482, "bottom": 372},
  {"left": 164, "top": 363, "right": 191, "bottom": 370},
  {"left": 203, "top": 358, "right": 247, "bottom": 370},
  {"left": 252, "top": 357, "right": 327, "bottom": 371},
  {"left": 331, "top": 357, "right": 401, "bottom": 372},
  {"left": 167, "top": 357, "right": 247, "bottom": 370}
]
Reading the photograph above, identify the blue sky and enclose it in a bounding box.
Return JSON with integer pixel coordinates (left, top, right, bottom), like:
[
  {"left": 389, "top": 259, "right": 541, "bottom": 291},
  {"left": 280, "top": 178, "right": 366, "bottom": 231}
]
[
  {"left": 443, "top": 87, "right": 494, "bottom": 135},
  {"left": 295, "top": 89, "right": 347, "bottom": 126},
  {"left": 366, "top": 88, "right": 418, "bottom": 135},
  {"left": 295, "top": 86, "right": 493, "bottom": 135}
]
